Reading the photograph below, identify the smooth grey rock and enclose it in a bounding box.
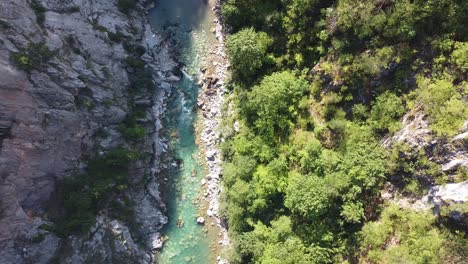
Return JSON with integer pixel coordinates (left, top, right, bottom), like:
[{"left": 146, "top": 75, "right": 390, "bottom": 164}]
[{"left": 166, "top": 74, "right": 181, "bottom": 82}]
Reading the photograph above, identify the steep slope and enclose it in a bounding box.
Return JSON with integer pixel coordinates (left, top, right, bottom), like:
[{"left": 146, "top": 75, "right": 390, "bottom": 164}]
[
  {"left": 0, "top": 0, "right": 177, "bottom": 263},
  {"left": 218, "top": 0, "right": 467, "bottom": 263}
]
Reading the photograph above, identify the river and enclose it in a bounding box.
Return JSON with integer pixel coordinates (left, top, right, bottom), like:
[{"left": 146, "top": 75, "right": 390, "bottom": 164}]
[{"left": 148, "top": 0, "right": 220, "bottom": 263}]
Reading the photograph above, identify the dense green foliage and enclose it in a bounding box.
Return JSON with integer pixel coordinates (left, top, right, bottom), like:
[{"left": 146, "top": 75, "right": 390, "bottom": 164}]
[
  {"left": 388, "top": 142, "right": 445, "bottom": 195},
  {"left": 11, "top": 42, "right": 54, "bottom": 71},
  {"left": 359, "top": 204, "right": 445, "bottom": 263},
  {"left": 221, "top": 0, "right": 467, "bottom": 262},
  {"left": 410, "top": 77, "right": 468, "bottom": 136},
  {"left": 369, "top": 91, "right": 405, "bottom": 133},
  {"left": 226, "top": 28, "right": 273, "bottom": 82},
  {"left": 245, "top": 71, "right": 308, "bottom": 141}
]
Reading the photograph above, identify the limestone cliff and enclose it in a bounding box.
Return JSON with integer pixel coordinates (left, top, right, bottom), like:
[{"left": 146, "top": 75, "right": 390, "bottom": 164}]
[{"left": 0, "top": 0, "right": 176, "bottom": 263}]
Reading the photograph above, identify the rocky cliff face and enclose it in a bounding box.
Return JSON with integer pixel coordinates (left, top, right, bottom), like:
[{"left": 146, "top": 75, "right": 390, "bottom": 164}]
[
  {"left": 0, "top": 0, "right": 176, "bottom": 263},
  {"left": 382, "top": 111, "right": 467, "bottom": 224}
]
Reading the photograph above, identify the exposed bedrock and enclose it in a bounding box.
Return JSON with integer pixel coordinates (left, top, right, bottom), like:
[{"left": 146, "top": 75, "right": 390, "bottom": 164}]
[{"left": 0, "top": 0, "right": 177, "bottom": 263}]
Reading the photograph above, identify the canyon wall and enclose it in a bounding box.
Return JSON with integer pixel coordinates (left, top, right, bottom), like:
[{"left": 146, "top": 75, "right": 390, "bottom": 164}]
[{"left": 0, "top": 0, "right": 176, "bottom": 263}]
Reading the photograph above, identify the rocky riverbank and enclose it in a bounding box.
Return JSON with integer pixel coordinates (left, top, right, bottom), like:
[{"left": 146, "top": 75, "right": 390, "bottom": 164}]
[
  {"left": 196, "top": 0, "right": 230, "bottom": 262},
  {"left": 0, "top": 0, "right": 178, "bottom": 263}
]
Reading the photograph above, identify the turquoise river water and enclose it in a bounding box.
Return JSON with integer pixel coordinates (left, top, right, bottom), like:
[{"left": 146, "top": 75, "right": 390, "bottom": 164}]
[{"left": 148, "top": 0, "right": 218, "bottom": 263}]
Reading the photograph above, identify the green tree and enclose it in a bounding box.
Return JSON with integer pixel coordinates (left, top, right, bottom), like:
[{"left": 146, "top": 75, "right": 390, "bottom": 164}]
[
  {"left": 226, "top": 28, "right": 272, "bottom": 81},
  {"left": 335, "top": 125, "right": 388, "bottom": 223},
  {"left": 360, "top": 203, "right": 446, "bottom": 263},
  {"left": 246, "top": 71, "right": 308, "bottom": 141},
  {"left": 370, "top": 91, "right": 405, "bottom": 133},
  {"left": 285, "top": 171, "right": 331, "bottom": 221},
  {"left": 281, "top": 0, "right": 332, "bottom": 65},
  {"left": 238, "top": 216, "right": 331, "bottom": 264},
  {"left": 54, "top": 147, "right": 138, "bottom": 236},
  {"left": 451, "top": 42, "right": 468, "bottom": 70},
  {"left": 416, "top": 77, "right": 467, "bottom": 136}
]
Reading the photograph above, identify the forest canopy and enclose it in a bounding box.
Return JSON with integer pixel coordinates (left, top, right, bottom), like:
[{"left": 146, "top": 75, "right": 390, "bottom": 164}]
[{"left": 220, "top": 0, "right": 467, "bottom": 263}]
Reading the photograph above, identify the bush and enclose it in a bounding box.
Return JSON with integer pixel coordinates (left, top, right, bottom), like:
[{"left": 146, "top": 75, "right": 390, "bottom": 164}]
[
  {"left": 125, "top": 56, "right": 145, "bottom": 69},
  {"left": 415, "top": 77, "right": 467, "bottom": 136},
  {"left": 285, "top": 172, "right": 330, "bottom": 221},
  {"left": 30, "top": 0, "right": 45, "bottom": 26},
  {"left": 119, "top": 124, "right": 146, "bottom": 140},
  {"left": 432, "top": 97, "right": 468, "bottom": 136},
  {"left": 108, "top": 31, "right": 128, "bottom": 43},
  {"left": 221, "top": 1, "right": 244, "bottom": 31},
  {"left": 125, "top": 56, "right": 154, "bottom": 91},
  {"left": 123, "top": 42, "right": 146, "bottom": 56},
  {"left": 388, "top": 142, "right": 444, "bottom": 195},
  {"left": 131, "top": 68, "right": 153, "bottom": 91},
  {"left": 10, "top": 42, "right": 54, "bottom": 71},
  {"left": 119, "top": 111, "right": 147, "bottom": 141},
  {"left": 360, "top": 203, "right": 446, "bottom": 263},
  {"left": 451, "top": 42, "right": 468, "bottom": 70},
  {"left": 352, "top": 104, "right": 369, "bottom": 123},
  {"left": 370, "top": 91, "right": 405, "bottom": 133},
  {"left": 117, "top": 0, "right": 136, "bottom": 15}
]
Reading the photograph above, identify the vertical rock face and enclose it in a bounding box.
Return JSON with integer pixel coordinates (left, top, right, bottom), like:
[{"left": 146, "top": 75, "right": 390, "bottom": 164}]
[{"left": 0, "top": 0, "right": 176, "bottom": 263}]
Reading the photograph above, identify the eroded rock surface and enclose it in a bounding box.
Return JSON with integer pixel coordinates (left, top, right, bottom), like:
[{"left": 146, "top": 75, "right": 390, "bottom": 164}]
[
  {"left": 0, "top": 0, "right": 176, "bottom": 263},
  {"left": 384, "top": 111, "right": 467, "bottom": 180}
]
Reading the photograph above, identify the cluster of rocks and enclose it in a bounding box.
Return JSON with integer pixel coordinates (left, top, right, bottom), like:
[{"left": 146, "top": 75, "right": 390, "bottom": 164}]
[
  {"left": 0, "top": 0, "right": 179, "bottom": 263},
  {"left": 382, "top": 181, "right": 468, "bottom": 223},
  {"left": 196, "top": 1, "right": 230, "bottom": 263},
  {"left": 381, "top": 108, "right": 467, "bottom": 224}
]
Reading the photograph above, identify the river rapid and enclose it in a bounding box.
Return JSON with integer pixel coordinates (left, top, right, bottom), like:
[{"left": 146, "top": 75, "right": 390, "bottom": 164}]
[{"left": 148, "top": 0, "right": 223, "bottom": 263}]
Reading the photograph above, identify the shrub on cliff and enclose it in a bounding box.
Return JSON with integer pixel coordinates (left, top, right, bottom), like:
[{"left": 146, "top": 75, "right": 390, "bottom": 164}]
[
  {"left": 29, "top": 0, "right": 45, "bottom": 26},
  {"left": 54, "top": 148, "right": 139, "bottom": 236},
  {"left": 119, "top": 111, "right": 147, "bottom": 141},
  {"left": 10, "top": 42, "right": 54, "bottom": 71},
  {"left": 412, "top": 77, "right": 468, "bottom": 136},
  {"left": 369, "top": 91, "right": 405, "bottom": 133},
  {"left": 359, "top": 204, "right": 446, "bottom": 263},
  {"left": 108, "top": 31, "right": 128, "bottom": 43},
  {"left": 117, "top": 0, "right": 136, "bottom": 15},
  {"left": 125, "top": 57, "right": 154, "bottom": 92}
]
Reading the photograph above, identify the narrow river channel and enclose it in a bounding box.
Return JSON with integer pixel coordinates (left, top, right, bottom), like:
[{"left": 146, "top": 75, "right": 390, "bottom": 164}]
[{"left": 148, "top": 0, "right": 219, "bottom": 263}]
